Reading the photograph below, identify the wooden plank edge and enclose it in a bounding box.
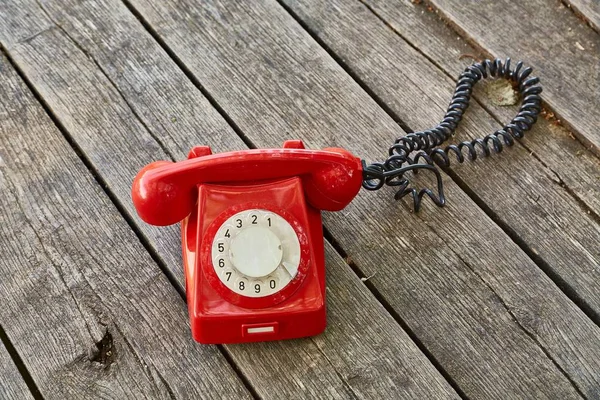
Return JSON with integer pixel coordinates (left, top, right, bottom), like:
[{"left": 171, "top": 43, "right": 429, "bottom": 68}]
[
  {"left": 561, "top": 0, "right": 600, "bottom": 34},
  {"left": 416, "top": 0, "right": 600, "bottom": 159},
  {"left": 0, "top": 327, "right": 37, "bottom": 400}
]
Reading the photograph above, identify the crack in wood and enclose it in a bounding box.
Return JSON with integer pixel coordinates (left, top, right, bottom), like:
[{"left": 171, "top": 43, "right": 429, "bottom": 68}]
[
  {"left": 89, "top": 328, "right": 115, "bottom": 368},
  {"left": 560, "top": 0, "right": 600, "bottom": 34}
]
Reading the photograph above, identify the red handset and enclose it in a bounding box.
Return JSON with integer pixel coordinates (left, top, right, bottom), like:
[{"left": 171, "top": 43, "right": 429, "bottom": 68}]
[{"left": 132, "top": 140, "right": 362, "bottom": 343}]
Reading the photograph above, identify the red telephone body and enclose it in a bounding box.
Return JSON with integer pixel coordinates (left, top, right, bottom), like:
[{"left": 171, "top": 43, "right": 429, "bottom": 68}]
[{"left": 132, "top": 140, "right": 362, "bottom": 343}]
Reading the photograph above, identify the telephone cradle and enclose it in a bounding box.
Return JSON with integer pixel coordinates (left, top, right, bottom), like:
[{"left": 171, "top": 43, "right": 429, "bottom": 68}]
[{"left": 132, "top": 140, "right": 363, "bottom": 343}]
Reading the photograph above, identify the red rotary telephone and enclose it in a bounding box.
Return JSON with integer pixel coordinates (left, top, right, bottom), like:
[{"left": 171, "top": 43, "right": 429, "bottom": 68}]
[
  {"left": 132, "top": 140, "right": 363, "bottom": 343},
  {"left": 131, "top": 59, "right": 541, "bottom": 344}
]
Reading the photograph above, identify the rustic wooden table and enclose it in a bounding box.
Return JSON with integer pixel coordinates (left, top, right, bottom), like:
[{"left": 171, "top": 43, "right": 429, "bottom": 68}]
[{"left": 1, "top": 0, "right": 599, "bottom": 399}]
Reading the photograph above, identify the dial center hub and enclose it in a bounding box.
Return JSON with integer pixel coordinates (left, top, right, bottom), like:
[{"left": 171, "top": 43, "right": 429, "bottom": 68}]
[{"left": 229, "top": 226, "right": 283, "bottom": 278}]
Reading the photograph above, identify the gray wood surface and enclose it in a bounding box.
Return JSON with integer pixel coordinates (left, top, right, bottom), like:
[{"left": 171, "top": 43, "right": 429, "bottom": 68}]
[
  {"left": 280, "top": 2, "right": 600, "bottom": 392},
  {"left": 331, "top": 0, "right": 600, "bottom": 317},
  {"left": 565, "top": 0, "right": 600, "bottom": 33},
  {"left": 420, "top": 0, "right": 600, "bottom": 158},
  {"left": 358, "top": 0, "right": 600, "bottom": 233},
  {"left": 111, "top": 0, "right": 597, "bottom": 397},
  {"left": 0, "top": 52, "right": 251, "bottom": 399},
  {"left": 0, "top": 340, "right": 33, "bottom": 400},
  {"left": 0, "top": 0, "right": 459, "bottom": 398},
  {"left": 228, "top": 243, "right": 460, "bottom": 399}
]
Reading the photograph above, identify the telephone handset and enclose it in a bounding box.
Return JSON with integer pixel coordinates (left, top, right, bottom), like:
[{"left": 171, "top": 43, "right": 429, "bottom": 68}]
[{"left": 132, "top": 140, "right": 363, "bottom": 343}]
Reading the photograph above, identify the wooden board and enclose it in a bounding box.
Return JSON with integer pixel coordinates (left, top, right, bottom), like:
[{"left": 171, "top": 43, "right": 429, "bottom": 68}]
[
  {"left": 0, "top": 52, "right": 252, "bottom": 399},
  {"left": 279, "top": 2, "right": 600, "bottom": 397},
  {"left": 282, "top": 0, "right": 600, "bottom": 320},
  {"left": 0, "top": 0, "right": 459, "bottom": 398},
  {"left": 104, "top": 0, "right": 597, "bottom": 397},
  {"left": 356, "top": 0, "right": 600, "bottom": 216},
  {"left": 356, "top": 0, "right": 600, "bottom": 247},
  {"left": 418, "top": 0, "right": 600, "bottom": 158},
  {"left": 564, "top": 0, "right": 600, "bottom": 33},
  {"left": 0, "top": 340, "right": 34, "bottom": 400}
]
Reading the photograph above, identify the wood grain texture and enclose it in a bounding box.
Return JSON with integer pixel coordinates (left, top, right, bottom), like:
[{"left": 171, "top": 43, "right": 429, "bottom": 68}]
[
  {"left": 118, "top": 0, "right": 596, "bottom": 397},
  {"left": 357, "top": 0, "right": 600, "bottom": 241},
  {"left": 322, "top": 0, "right": 600, "bottom": 316},
  {"left": 0, "top": 0, "right": 459, "bottom": 398},
  {"left": 228, "top": 243, "right": 460, "bottom": 399},
  {"left": 0, "top": 53, "right": 251, "bottom": 399},
  {"left": 357, "top": 0, "right": 600, "bottom": 213},
  {"left": 564, "top": 0, "right": 600, "bottom": 33},
  {"left": 278, "top": 3, "right": 600, "bottom": 395},
  {"left": 416, "top": 0, "right": 600, "bottom": 158},
  {"left": 0, "top": 340, "right": 33, "bottom": 400}
]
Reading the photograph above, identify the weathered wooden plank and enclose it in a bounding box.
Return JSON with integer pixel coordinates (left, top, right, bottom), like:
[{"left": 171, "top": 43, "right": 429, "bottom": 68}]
[
  {"left": 0, "top": 340, "right": 34, "bottom": 400},
  {"left": 415, "top": 0, "right": 600, "bottom": 158},
  {"left": 110, "top": 0, "right": 596, "bottom": 397},
  {"left": 317, "top": 0, "right": 600, "bottom": 310},
  {"left": 564, "top": 0, "right": 600, "bottom": 33},
  {"left": 0, "top": 53, "right": 251, "bottom": 399},
  {"left": 281, "top": 1, "right": 600, "bottom": 396},
  {"left": 0, "top": 0, "right": 460, "bottom": 398},
  {"left": 284, "top": 0, "right": 600, "bottom": 310}
]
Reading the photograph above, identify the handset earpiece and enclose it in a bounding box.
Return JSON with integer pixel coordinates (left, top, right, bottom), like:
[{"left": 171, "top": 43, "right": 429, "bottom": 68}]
[
  {"left": 132, "top": 160, "right": 197, "bottom": 226},
  {"left": 302, "top": 147, "right": 363, "bottom": 211}
]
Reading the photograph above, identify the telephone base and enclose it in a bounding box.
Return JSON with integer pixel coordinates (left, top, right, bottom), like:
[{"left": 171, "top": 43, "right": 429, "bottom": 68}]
[{"left": 183, "top": 177, "right": 328, "bottom": 344}]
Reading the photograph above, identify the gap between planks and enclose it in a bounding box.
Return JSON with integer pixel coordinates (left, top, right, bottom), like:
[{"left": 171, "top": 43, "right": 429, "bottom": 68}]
[
  {"left": 276, "top": 0, "right": 600, "bottom": 329},
  {"left": 2, "top": 0, "right": 596, "bottom": 396},
  {"left": 0, "top": 324, "right": 40, "bottom": 400},
  {"left": 322, "top": 227, "right": 470, "bottom": 399},
  {"left": 561, "top": 0, "right": 600, "bottom": 34},
  {"left": 0, "top": 44, "right": 263, "bottom": 400}
]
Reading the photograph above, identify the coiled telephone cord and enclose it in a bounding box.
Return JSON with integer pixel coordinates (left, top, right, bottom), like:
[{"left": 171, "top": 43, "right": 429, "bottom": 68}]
[{"left": 362, "top": 58, "right": 543, "bottom": 211}]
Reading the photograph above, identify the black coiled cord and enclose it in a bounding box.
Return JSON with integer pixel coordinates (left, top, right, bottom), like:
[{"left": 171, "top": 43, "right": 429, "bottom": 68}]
[{"left": 362, "top": 58, "right": 542, "bottom": 211}]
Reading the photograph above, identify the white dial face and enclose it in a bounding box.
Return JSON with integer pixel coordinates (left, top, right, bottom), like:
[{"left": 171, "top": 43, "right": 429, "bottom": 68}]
[{"left": 211, "top": 209, "right": 301, "bottom": 298}]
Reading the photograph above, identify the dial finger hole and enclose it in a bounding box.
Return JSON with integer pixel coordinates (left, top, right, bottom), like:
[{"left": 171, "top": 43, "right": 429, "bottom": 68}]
[
  {"left": 212, "top": 239, "right": 229, "bottom": 258},
  {"left": 260, "top": 212, "right": 275, "bottom": 228},
  {"left": 214, "top": 255, "right": 229, "bottom": 269},
  {"left": 221, "top": 268, "right": 235, "bottom": 285},
  {"left": 219, "top": 224, "right": 235, "bottom": 240},
  {"left": 267, "top": 276, "right": 278, "bottom": 291},
  {"left": 235, "top": 277, "right": 249, "bottom": 294},
  {"left": 247, "top": 211, "right": 260, "bottom": 227},
  {"left": 252, "top": 281, "right": 263, "bottom": 295}
]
